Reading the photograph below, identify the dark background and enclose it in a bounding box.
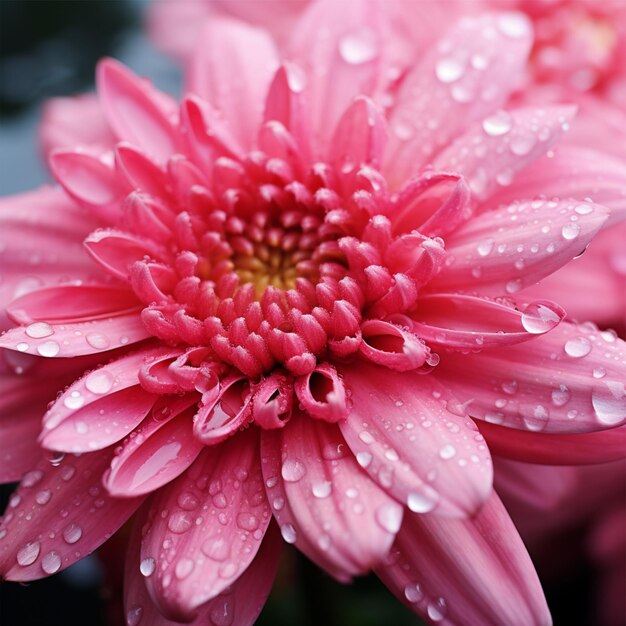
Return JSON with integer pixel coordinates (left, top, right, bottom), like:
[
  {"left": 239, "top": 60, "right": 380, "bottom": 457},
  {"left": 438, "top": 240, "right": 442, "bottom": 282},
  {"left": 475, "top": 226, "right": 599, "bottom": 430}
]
[{"left": 0, "top": 1, "right": 609, "bottom": 625}]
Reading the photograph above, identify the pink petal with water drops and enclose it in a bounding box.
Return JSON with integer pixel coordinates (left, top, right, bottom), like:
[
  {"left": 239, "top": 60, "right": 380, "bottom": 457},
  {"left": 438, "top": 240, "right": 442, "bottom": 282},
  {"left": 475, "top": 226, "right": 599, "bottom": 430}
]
[
  {"left": 261, "top": 413, "right": 402, "bottom": 581},
  {"left": 124, "top": 515, "right": 281, "bottom": 626},
  {"left": 114, "top": 143, "right": 174, "bottom": 202},
  {"left": 493, "top": 458, "right": 577, "bottom": 510},
  {"left": 433, "top": 105, "right": 576, "bottom": 200},
  {"left": 286, "top": 0, "right": 385, "bottom": 152},
  {"left": 408, "top": 294, "right": 564, "bottom": 350},
  {"left": 40, "top": 93, "right": 116, "bottom": 160},
  {"left": 0, "top": 186, "right": 103, "bottom": 310},
  {"left": 49, "top": 150, "right": 126, "bottom": 223},
  {"left": 339, "top": 362, "right": 493, "bottom": 518},
  {"left": 485, "top": 145, "right": 626, "bottom": 222},
  {"left": 0, "top": 451, "right": 144, "bottom": 582},
  {"left": 104, "top": 396, "right": 201, "bottom": 497},
  {"left": 84, "top": 229, "right": 169, "bottom": 282},
  {"left": 391, "top": 172, "right": 472, "bottom": 239},
  {"left": 384, "top": 12, "right": 533, "bottom": 186},
  {"left": 376, "top": 492, "right": 550, "bottom": 626},
  {"left": 0, "top": 312, "right": 150, "bottom": 358},
  {"left": 138, "top": 428, "right": 271, "bottom": 621},
  {"left": 428, "top": 198, "right": 608, "bottom": 296},
  {"left": 186, "top": 18, "right": 278, "bottom": 148},
  {"left": 96, "top": 59, "right": 179, "bottom": 164},
  {"left": 294, "top": 363, "right": 350, "bottom": 423},
  {"left": 477, "top": 421, "right": 626, "bottom": 465},
  {"left": 7, "top": 284, "right": 139, "bottom": 325},
  {"left": 434, "top": 320, "right": 626, "bottom": 434}
]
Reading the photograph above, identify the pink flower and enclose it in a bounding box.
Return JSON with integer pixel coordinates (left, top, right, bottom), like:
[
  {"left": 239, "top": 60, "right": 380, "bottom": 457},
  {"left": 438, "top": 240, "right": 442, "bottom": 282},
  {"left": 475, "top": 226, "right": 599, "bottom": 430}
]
[{"left": 2, "top": 4, "right": 626, "bottom": 625}]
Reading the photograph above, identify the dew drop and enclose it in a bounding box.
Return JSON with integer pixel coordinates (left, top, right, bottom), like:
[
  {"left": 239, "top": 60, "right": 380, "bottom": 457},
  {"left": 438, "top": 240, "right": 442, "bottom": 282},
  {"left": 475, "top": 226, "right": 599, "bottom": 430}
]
[
  {"left": 35, "top": 489, "right": 52, "bottom": 505},
  {"left": 318, "top": 534, "right": 332, "bottom": 551},
  {"left": 592, "top": 381, "right": 626, "bottom": 426},
  {"left": 210, "top": 597, "right": 234, "bottom": 626},
  {"left": 202, "top": 537, "right": 230, "bottom": 561},
  {"left": 37, "top": 341, "right": 60, "bottom": 357},
  {"left": 477, "top": 239, "right": 494, "bottom": 257},
  {"left": 564, "top": 336, "right": 591, "bottom": 358},
  {"left": 339, "top": 29, "right": 377, "bottom": 65},
  {"left": 86, "top": 333, "right": 110, "bottom": 350},
  {"left": 356, "top": 451, "right": 373, "bottom": 468},
  {"left": 168, "top": 511, "right": 193, "bottom": 534},
  {"left": 41, "top": 550, "right": 62, "bottom": 574},
  {"left": 427, "top": 597, "right": 447, "bottom": 622},
  {"left": 497, "top": 12, "right": 530, "bottom": 39},
  {"left": 312, "top": 481, "right": 332, "bottom": 498},
  {"left": 236, "top": 513, "right": 259, "bottom": 532},
  {"left": 574, "top": 204, "right": 593, "bottom": 215},
  {"left": 593, "top": 367, "right": 606, "bottom": 379},
  {"left": 404, "top": 582, "right": 424, "bottom": 603},
  {"left": 435, "top": 57, "right": 464, "bottom": 83},
  {"left": 482, "top": 110, "right": 512, "bottom": 136},
  {"left": 551, "top": 385, "right": 571, "bottom": 407},
  {"left": 140, "top": 557, "right": 156, "bottom": 577},
  {"left": 175, "top": 557, "right": 195, "bottom": 580},
  {"left": 21, "top": 470, "right": 44, "bottom": 488},
  {"left": 439, "top": 444, "right": 457, "bottom": 460},
  {"left": 376, "top": 502, "right": 403, "bottom": 533},
  {"left": 407, "top": 490, "right": 438, "bottom": 513},
  {"left": 501, "top": 380, "right": 518, "bottom": 395},
  {"left": 25, "top": 322, "right": 54, "bottom": 339},
  {"left": 521, "top": 302, "right": 562, "bottom": 334},
  {"left": 85, "top": 370, "right": 114, "bottom": 395},
  {"left": 16, "top": 541, "right": 40, "bottom": 566},
  {"left": 126, "top": 605, "right": 143, "bottom": 626},
  {"left": 509, "top": 134, "right": 536, "bottom": 156},
  {"left": 280, "top": 523, "right": 297, "bottom": 544},
  {"left": 505, "top": 278, "right": 522, "bottom": 294},
  {"left": 281, "top": 458, "right": 306, "bottom": 482},
  {"left": 358, "top": 430, "right": 375, "bottom": 445},
  {"left": 561, "top": 222, "right": 580, "bottom": 241},
  {"left": 64, "top": 391, "right": 85, "bottom": 410},
  {"left": 63, "top": 523, "right": 83, "bottom": 544},
  {"left": 16, "top": 342, "right": 29, "bottom": 352}
]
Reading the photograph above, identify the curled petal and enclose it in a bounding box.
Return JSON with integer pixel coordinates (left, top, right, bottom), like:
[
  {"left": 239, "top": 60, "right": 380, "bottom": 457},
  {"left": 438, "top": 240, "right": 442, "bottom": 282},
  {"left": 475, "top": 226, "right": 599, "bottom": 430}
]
[
  {"left": 115, "top": 143, "right": 172, "bottom": 200},
  {"left": 376, "top": 492, "right": 551, "bottom": 626},
  {"left": 294, "top": 363, "right": 349, "bottom": 423},
  {"left": 340, "top": 363, "right": 493, "bottom": 518},
  {"left": 410, "top": 294, "right": 565, "bottom": 350},
  {"left": 261, "top": 415, "right": 402, "bottom": 581},
  {"left": 252, "top": 370, "right": 294, "bottom": 429},
  {"left": 193, "top": 375, "right": 253, "bottom": 445},
  {"left": 384, "top": 233, "right": 446, "bottom": 287},
  {"left": 104, "top": 396, "right": 201, "bottom": 497},
  {"left": 359, "top": 320, "right": 429, "bottom": 371}
]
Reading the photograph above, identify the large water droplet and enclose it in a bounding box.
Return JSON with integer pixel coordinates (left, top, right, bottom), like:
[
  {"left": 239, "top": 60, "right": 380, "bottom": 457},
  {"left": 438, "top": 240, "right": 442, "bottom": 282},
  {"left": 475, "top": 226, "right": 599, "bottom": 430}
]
[
  {"left": 85, "top": 370, "right": 114, "bottom": 395},
  {"left": 25, "top": 322, "right": 54, "bottom": 339},
  {"left": 521, "top": 302, "right": 562, "bottom": 334},
  {"left": 564, "top": 336, "right": 591, "bottom": 358},
  {"left": 64, "top": 391, "right": 85, "bottom": 410},
  {"left": 551, "top": 385, "right": 571, "bottom": 407},
  {"left": 126, "top": 605, "right": 143, "bottom": 626},
  {"left": 281, "top": 458, "right": 306, "bottom": 482},
  {"left": 37, "top": 341, "right": 60, "bottom": 357},
  {"left": 41, "top": 550, "right": 62, "bottom": 574},
  {"left": 168, "top": 511, "right": 193, "bottom": 534},
  {"left": 21, "top": 470, "right": 44, "bottom": 488},
  {"left": 35, "top": 489, "right": 52, "bottom": 505},
  {"left": 497, "top": 12, "right": 530, "bottom": 39},
  {"left": 561, "top": 222, "right": 580, "bottom": 241},
  {"left": 509, "top": 133, "right": 536, "bottom": 156},
  {"left": 592, "top": 381, "right": 626, "bottom": 426},
  {"left": 427, "top": 597, "right": 447, "bottom": 622},
  {"left": 175, "top": 557, "right": 195, "bottom": 580},
  {"left": 376, "top": 502, "right": 402, "bottom": 533},
  {"left": 439, "top": 444, "right": 456, "bottom": 460},
  {"left": 63, "top": 523, "right": 83, "bottom": 544},
  {"left": 312, "top": 481, "right": 332, "bottom": 498},
  {"left": 339, "top": 29, "right": 377, "bottom": 65},
  {"left": 356, "top": 451, "right": 373, "bottom": 468},
  {"left": 140, "top": 557, "right": 156, "bottom": 577},
  {"left": 482, "top": 110, "right": 512, "bottom": 136},
  {"left": 435, "top": 57, "right": 464, "bottom": 83},
  {"left": 280, "top": 523, "right": 297, "bottom": 544},
  {"left": 202, "top": 537, "right": 230, "bottom": 561},
  {"left": 16, "top": 541, "right": 40, "bottom": 566},
  {"left": 477, "top": 239, "right": 494, "bottom": 257},
  {"left": 407, "top": 489, "right": 438, "bottom": 513},
  {"left": 404, "top": 582, "right": 424, "bottom": 603},
  {"left": 86, "top": 333, "right": 110, "bottom": 350}
]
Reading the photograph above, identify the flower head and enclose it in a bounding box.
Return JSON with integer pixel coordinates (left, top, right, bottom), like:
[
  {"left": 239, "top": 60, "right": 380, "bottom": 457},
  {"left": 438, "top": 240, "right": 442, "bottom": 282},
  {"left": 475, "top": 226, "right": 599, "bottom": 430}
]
[{"left": 1, "top": 3, "right": 626, "bottom": 625}]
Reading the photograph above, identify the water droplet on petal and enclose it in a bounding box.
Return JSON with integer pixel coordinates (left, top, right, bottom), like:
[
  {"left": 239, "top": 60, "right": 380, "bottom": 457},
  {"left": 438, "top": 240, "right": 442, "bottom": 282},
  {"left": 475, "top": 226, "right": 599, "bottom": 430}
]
[
  {"left": 551, "top": 385, "right": 571, "bottom": 407},
  {"left": 280, "top": 523, "right": 297, "bottom": 544},
  {"left": 375, "top": 502, "right": 402, "bottom": 533},
  {"left": 126, "top": 606, "right": 143, "bottom": 626},
  {"left": 407, "top": 489, "right": 438, "bottom": 513},
  {"left": 439, "top": 444, "right": 456, "bottom": 460},
  {"left": 561, "top": 222, "right": 580, "bottom": 241},
  {"left": 356, "top": 451, "right": 373, "bottom": 468},
  {"left": 17, "top": 541, "right": 40, "bottom": 566},
  {"left": 404, "top": 582, "right": 424, "bottom": 603},
  {"left": 482, "top": 110, "right": 512, "bottom": 136},
  {"left": 35, "top": 489, "right": 52, "bottom": 505},
  {"left": 521, "top": 302, "right": 562, "bottom": 334},
  {"left": 41, "top": 550, "right": 62, "bottom": 574},
  {"left": 312, "top": 481, "right": 332, "bottom": 498},
  {"left": 497, "top": 12, "right": 530, "bottom": 39},
  {"left": 477, "top": 239, "right": 494, "bottom": 257},
  {"left": 86, "top": 333, "right": 110, "bottom": 350},
  {"left": 564, "top": 336, "right": 591, "bottom": 358},
  {"left": 140, "top": 557, "right": 156, "bottom": 577},
  {"left": 63, "top": 523, "right": 83, "bottom": 544},
  {"left": 21, "top": 470, "right": 44, "bottom": 488},
  {"left": 281, "top": 458, "right": 306, "bottom": 482},
  {"left": 168, "top": 511, "right": 193, "bottom": 534},
  {"left": 175, "top": 557, "right": 195, "bottom": 580},
  {"left": 37, "top": 341, "right": 60, "bottom": 357},
  {"left": 435, "top": 57, "right": 464, "bottom": 83},
  {"left": 505, "top": 278, "right": 522, "bottom": 294},
  {"left": 339, "top": 29, "right": 377, "bottom": 65},
  {"left": 592, "top": 381, "right": 626, "bottom": 426},
  {"left": 85, "top": 370, "right": 114, "bottom": 394},
  {"left": 427, "top": 597, "right": 447, "bottom": 622},
  {"left": 25, "top": 322, "right": 54, "bottom": 339}
]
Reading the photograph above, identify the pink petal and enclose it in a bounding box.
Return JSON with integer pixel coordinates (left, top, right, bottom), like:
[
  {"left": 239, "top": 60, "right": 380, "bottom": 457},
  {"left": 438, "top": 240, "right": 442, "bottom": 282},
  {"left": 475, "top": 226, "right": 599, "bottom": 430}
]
[
  {"left": 434, "top": 320, "right": 626, "bottom": 433},
  {"left": 104, "top": 395, "right": 201, "bottom": 497},
  {"left": 294, "top": 363, "right": 349, "bottom": 422},
  {"left": 477, "top": 421, "right": 626, "bottom": 465},
  {"left": 84, "top": 228, "right": 169, "bottom": 281},
  {"left": 40, "top": 93, "right": 116, "bottom": 160},
  {"left": 114, "top": 143, "right": 173, "bottom": 201},
  {"left": 187, "top": 18, "right": 278, "bottom": 148},
  {"left": 339, "top": 362, "right": 493, "bottom": 518},
  {"left": 428, "top": 198, "right": 608, "bottom": 296},
  {"left": 433, "top": 105, "right": 576, "bottom": 201},
  {"left": 139, "top": 429, "right": 271, "bottom": 621},
  {"left": 286, "top": 0, "right": 385, "bottom": 152},
  {"left": 0, "top": 451, "right": 144, "bottom": 582},
  {"left": 40, "top": 349, "right": 164, "bottom": 452},
  {"left": 261, "top": 414, "right": 402, "bottom": 581},
  {"left": 493, "top": 458, "right": 577, "bottom": 510},
  {"left": 0, "top": 312, "right": 150, "bottom": 357},
  {"left": 0, "top": 186, "right": 103, "bottom": 310},
  {"left": 124, "top": 514, "right": 281, "bottom": 626},
  {"left": 7, "top": 284, "right": 139, "bottom": 325},
  {"left": 384, "top": 12, "right": 533, "bottom": 186},
  {"left": 409, "top": 294, "right": 564, "bottom": 350},
  {"left": 376, "top": 492, "right": 551, "bottom": 626},
  {"left": 486, "top": 145, "right": 626, "bottom": 223},
  {"left": 96, "top": 59, "right": 179, "bottom": 164},
  {"left": 49, "top": 150, "right": 126, "bottom": 223}
]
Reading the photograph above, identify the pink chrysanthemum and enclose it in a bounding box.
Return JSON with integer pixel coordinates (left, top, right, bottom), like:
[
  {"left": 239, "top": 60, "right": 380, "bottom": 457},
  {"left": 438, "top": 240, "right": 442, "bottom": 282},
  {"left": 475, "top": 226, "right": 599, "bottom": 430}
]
[{"left": 2, "top": 4, "right": 626, "bottom": 625}]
